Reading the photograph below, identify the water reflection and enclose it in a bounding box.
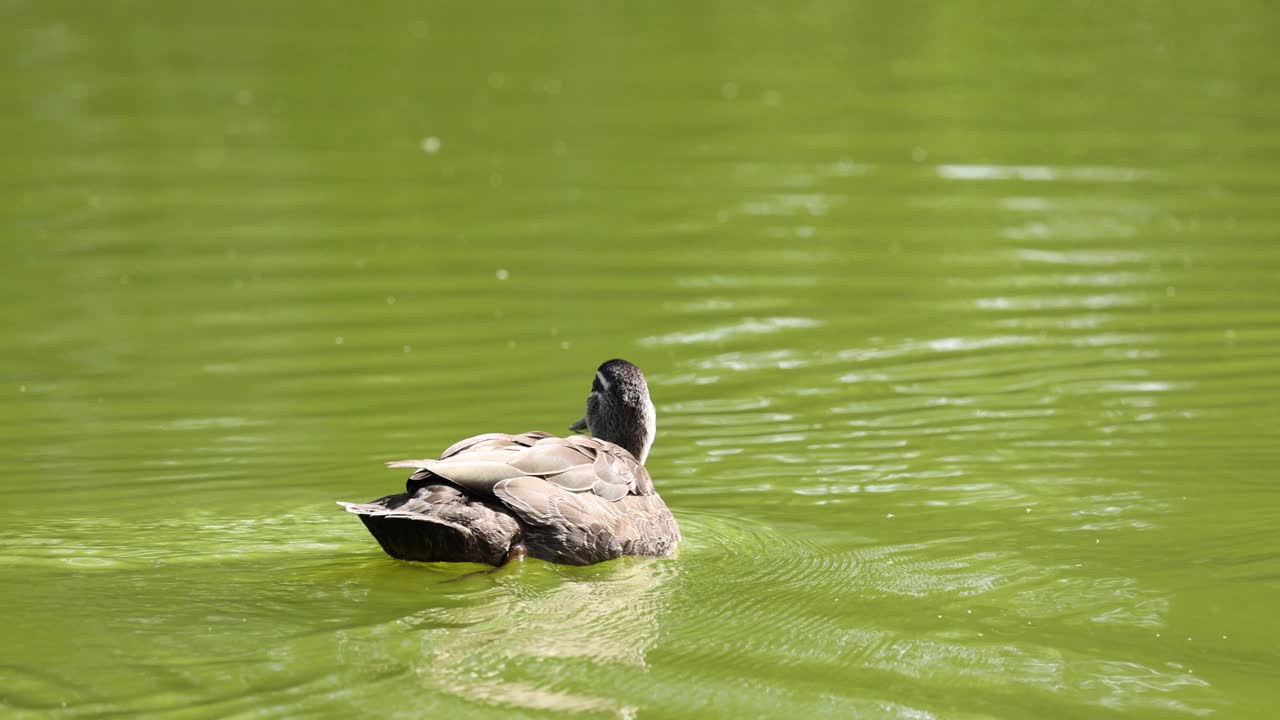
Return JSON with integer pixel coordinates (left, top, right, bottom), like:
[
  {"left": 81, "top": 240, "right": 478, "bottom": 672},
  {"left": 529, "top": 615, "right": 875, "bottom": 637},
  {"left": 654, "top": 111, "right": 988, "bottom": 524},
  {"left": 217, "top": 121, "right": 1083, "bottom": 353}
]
[{"left": 339, "top": 558, "right": 678, "bottom": 716}]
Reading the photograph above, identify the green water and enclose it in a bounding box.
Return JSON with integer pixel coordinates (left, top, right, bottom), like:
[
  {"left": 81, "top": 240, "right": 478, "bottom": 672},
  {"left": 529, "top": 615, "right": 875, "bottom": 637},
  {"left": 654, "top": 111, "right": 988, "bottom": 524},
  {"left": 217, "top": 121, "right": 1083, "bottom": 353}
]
[{"left": 3, "top": 1, "right": 1279, "bottom": 717}]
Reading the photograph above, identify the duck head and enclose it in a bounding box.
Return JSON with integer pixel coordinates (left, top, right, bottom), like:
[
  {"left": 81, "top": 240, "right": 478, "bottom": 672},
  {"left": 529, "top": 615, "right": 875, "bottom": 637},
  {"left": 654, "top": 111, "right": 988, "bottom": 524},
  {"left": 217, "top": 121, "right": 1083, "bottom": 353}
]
[{"left": 570, "top": 359, "right": 656, "bottom": 463}]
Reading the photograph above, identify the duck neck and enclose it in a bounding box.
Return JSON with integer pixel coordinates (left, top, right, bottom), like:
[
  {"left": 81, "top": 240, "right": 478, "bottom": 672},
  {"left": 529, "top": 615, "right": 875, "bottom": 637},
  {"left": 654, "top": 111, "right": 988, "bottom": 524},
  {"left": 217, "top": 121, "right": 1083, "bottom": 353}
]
[{"left": 594, "top": 398, "right": 655, "bottom": 463}]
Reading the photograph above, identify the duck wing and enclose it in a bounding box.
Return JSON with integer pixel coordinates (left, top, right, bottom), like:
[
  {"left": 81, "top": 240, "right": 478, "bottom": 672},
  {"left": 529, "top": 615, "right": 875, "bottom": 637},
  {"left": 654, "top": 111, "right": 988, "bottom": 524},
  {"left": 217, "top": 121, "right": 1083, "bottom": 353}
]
[
  {"left": 489, "top": 475, "right": 680, "bottom": 564},
  {"left": 386, "top": 432, "right": 654, "bottom": 501}
]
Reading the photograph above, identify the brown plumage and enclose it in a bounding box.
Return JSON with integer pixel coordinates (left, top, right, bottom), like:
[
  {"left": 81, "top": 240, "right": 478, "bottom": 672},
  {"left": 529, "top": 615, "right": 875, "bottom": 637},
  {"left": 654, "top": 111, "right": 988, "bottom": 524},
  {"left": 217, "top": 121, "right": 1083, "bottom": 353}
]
[{"left": 339, "top": 360, "right": 680, "bottom": 566}]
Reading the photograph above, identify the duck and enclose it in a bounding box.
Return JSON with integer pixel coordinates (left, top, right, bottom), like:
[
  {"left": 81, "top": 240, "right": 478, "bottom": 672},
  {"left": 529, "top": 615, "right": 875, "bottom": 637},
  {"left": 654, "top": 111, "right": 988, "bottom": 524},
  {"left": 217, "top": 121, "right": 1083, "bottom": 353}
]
[{"left": 339, "top": 359, "right": 680, "bottom": 566}]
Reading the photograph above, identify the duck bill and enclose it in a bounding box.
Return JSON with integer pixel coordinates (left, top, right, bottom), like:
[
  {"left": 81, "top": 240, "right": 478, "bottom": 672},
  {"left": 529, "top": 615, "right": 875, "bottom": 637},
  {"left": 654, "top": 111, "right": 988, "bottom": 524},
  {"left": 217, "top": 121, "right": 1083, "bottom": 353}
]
[{"left": 569, "top": 417, "right": 588, "bottom": 433}]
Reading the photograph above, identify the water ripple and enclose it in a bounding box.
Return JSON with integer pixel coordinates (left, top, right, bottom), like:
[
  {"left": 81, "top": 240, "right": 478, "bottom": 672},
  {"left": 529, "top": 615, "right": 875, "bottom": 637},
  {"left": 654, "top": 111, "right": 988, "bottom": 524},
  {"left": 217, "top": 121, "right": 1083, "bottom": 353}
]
[
  {"left": 936, "top": 164, "right": 1152, "bottom": 183},
  {"left": 639, "top": 316, "right": 822, "bottom": 346}
]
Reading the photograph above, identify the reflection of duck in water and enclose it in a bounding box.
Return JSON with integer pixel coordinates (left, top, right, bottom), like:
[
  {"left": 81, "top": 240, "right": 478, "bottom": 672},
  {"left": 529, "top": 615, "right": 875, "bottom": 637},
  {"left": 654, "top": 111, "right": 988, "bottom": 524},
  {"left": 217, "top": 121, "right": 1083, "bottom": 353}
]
[
  {"left": 340, "top": 359, "right": 680, "bottom": 566},
  {"left": 345, "top": 555, "right": 680, "bottom": 716}
]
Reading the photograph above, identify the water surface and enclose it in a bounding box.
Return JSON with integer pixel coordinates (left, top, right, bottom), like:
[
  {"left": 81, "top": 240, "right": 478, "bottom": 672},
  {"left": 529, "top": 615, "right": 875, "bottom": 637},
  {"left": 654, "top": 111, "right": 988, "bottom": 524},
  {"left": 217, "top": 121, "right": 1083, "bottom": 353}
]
[{"left": 3, "top": 1, "right": 1279, "bottom": 718}]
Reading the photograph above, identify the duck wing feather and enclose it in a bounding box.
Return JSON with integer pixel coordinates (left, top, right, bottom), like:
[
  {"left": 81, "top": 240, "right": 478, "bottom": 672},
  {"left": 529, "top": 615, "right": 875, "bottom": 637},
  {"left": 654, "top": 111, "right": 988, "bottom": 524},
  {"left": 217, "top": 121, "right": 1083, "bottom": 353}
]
[
  {"left": 386, "top": 431, "right": 654, "bottom": 502},
  {"left": 491, "top": 475, "right": 678, "bottom": 564}
]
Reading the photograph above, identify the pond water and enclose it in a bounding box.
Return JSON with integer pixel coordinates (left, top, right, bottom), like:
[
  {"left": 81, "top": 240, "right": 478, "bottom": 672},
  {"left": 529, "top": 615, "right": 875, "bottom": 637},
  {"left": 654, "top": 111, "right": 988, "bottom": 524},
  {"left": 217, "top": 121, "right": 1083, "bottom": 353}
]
[{"left": 3, "top": 1, "right": 1279, "bottom": 718}]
